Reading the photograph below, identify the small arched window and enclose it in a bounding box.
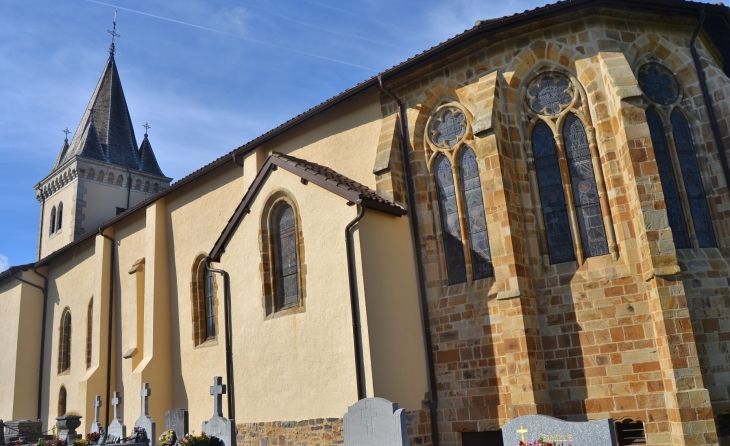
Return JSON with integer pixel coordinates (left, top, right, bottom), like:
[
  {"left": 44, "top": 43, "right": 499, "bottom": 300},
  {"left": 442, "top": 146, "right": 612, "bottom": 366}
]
[
  {"left": 670, "top": 109, "right": 716, "bottom": 247},
  {"left": 192, "top": 256, "right": 215, "bottom": 345},
  {"left": 86, "top": 298, "right": 93, "bottom": 369},
  {"left": 144, "top": 181, "right": 150, "bottom": 192},
  {"left": 458, "top": 148, "right": 492, "bottom": 280},
  {"left": 97, "top": 170, "right": 105, "bottom": 182},
  {"left": 58, "top": 308, "right": 71, "bottom": 374},
  {"left": 271, "top": 202, "right": 300, "bottom": 309},
  {"left": 152, "top": 183, "right": 159, "bottom": 193},
  {"left": 87, "top": 168, "right": 95, "bottom": 180},
  {"left": 116, "top": 175, "right": 124, "bottom": 186},
  {"left": 50, "top": 207, "right": 57, "bottom": 235},
  {"left": 57, "top": 202, "right": 63, "bottom": 231},
  {"left": 434, "top": 155, "right": 467, "bottom": 284},
  {"left": 532, "top": 121, "right": 575, "bottom": 264},
  {"left": 58, "top": 386, "right": 67, "bottom": 417},
  {"left": 107, "top": 172, "right": 114, "bottom": 184},
  {"left": 135, "top": 179, "right": 141, "bottom": 190}
]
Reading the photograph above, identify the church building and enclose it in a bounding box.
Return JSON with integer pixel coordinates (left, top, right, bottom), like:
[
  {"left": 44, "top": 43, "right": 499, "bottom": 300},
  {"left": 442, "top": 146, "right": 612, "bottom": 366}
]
[{"left": 2, "top": 1, "right": 730, "bottom": 445}]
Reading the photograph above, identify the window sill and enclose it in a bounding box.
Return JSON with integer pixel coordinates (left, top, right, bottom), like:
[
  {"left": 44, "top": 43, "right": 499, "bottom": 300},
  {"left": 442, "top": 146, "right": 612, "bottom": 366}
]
[
  {"left": 265, "top": 302, "right": 305, "bottom": 320},
  {"left": 194, "top": 337, "right": 218, "bottom": 349}
]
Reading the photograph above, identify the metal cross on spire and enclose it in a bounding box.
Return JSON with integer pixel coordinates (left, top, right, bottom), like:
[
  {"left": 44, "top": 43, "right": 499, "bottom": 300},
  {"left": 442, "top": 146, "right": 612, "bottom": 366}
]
[
  {"left": 107, "top": 10, "right": 121, "bottom": 56},
  {"left": 143, "top": 123, "right": 151, "bottom": 137},
  {"left": 62, "top": 127, "right": 71, "bottom": 140}
]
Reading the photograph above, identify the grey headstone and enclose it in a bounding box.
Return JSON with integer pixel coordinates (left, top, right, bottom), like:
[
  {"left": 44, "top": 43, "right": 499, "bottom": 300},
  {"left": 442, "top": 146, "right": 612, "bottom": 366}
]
[
  {"left": 164, "top": 409, "right": 188, "bottom": 440},
  {"left": 90, "top": 395, "right": 104, "bottom": 434},
  {"left": 6, "top": 420, "right": 44, "bottom": 444},
  {"left": 108, "top": 392, "right": 126, "bottom": 440},
  {"left": 134, "top": 383, "right": 156, "bottom": 446},
  {"left": 502, "top": 415, "right": 617, "bottom": 446},
  {"left": 201, "top": 377, "right": 235, "bottom": 446},
  {"left": 343, "top": 398, "right": 407, "bottom": 446}
]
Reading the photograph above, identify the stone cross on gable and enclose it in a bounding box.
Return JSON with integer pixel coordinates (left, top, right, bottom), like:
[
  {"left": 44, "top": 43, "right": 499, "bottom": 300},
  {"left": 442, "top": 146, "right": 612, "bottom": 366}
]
[
  {"left": 111, "top": 392, "right": 122, "bottom": 420},
  {"left": 141, "top": 383, "right": 152, "bottom": 416},
  {"left": 210, "top": 376, "right": 226, "bottom": 417}
]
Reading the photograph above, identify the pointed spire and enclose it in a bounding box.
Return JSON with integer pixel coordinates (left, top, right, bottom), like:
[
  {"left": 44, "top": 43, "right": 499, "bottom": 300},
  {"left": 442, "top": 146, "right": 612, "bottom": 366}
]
[
  {"left": 51, "top": 129, "right": 72, "bottom": 171},
  {"left": 138, "top": 132, "right": 165, "bottom": 177}
]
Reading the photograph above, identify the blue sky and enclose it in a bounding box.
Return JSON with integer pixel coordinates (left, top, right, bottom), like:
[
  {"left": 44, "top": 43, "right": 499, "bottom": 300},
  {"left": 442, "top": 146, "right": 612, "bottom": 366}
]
[{"left": 0, "top": 0, "right": 548, "bottom": 270}]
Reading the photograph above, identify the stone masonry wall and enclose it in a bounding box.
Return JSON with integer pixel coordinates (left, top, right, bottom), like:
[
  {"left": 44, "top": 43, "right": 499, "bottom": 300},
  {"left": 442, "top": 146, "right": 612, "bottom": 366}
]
[{"left": 375, "top": 10, "right": 730, "bottom": 446}]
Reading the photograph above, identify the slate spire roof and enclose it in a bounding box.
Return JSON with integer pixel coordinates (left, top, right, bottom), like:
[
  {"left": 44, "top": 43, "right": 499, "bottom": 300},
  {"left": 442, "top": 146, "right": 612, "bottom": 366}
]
[{"left": 51, "top": 55, "right": 166, "bottom": 177}]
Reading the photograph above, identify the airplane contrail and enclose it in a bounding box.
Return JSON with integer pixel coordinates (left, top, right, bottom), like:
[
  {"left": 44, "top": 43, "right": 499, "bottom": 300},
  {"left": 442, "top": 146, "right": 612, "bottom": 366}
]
[{"left": 84, "top": 0, "right": 377, "bottom": 72}]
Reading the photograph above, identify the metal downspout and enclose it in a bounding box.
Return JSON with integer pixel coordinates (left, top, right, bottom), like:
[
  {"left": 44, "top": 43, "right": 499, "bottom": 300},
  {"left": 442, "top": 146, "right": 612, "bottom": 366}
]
[
  {"left": 691, "top": 5, "right": 730, "bottom": 191},
  {"left": 378, "top": 76, "right": 440, "bottom": 446},
  {"left": 125, "top": 169, "right": 132, "bottom": 210},
  {"left": 99, "top": 230, "right": 115, "bottom": 429},
  {"left": 345, "top": 202, "right": 367, "bottom": 400},
  {"left": 11, "top": 267, "right": 48, "bottom": 421},
  {"left": 205, "top": 259, "right": 236, "bottom": 421},
  {"left": 37, "top": 196, "right": 45, "bottom": 261}
]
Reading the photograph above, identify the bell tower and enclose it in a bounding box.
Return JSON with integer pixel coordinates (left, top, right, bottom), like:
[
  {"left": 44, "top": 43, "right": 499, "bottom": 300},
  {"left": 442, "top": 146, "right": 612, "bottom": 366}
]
[{"left": 34, "top": 18, "right": 171, "bottom": 259}]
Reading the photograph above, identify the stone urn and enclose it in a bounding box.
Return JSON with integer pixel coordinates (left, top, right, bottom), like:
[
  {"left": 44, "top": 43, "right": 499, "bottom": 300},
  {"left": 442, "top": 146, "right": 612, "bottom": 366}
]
[{"left": 56, "top": 415, "right": 82, "bottom": 442}]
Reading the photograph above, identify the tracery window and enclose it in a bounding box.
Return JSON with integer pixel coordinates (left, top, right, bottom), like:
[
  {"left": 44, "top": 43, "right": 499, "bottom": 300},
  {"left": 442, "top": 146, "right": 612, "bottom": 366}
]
[
  {"left": 524, "top": 70, "right": 611, "bottom": 264},
  {"left": 86, "top": 298, "right": 93, "bottom": 369},
  {"left": 50, "top": 207, "right": 57, "bottom": 235},
  {"left": 638, "top": 61, "right": 716, "bottom": 249},
  {"left": 58, "top": 308, "right": 71, "bottom": 374},
  {"left": 426, "top": 103, "right": 493, "bottom": 284},
  {"left": 271, "top": 202, "right": 300, "bottom": 309},
  {"left": 57, "top": 202, "right": 63, "bottom": 231}
]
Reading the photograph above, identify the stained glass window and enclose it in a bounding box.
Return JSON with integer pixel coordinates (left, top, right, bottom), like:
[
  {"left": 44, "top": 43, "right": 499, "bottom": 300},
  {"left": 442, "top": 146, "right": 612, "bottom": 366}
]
[
  {"left": 272, "top": 202, "right": 300, "bottom": 308},
  {"left": 204, "top": 268, "right": 216, "bottom": 339},
  {"left": 645, "top": 108, "right": 691, "bottom": 249},
  {"left": 532, "top": 121, "right": 576, "bottom": 264},
  {"left": 430, "top": 108, "right": 467, "bottom": 148},
  {"left": 671, "top": 110, "right": 716, "bottom": 248},
  {"left": 459, "top": 148, "right": 493, "bottom": 279},
  {"left": 638, "top": 63, "right": 679, "bottom": 105},
  {"left": 435, "top": 155, "right": 467, "bottom": 284},
  {"left": 563, "top": 114, "right": 609, "bottom": 258},
  {"left": 526, "top": 73, "right": 573, "bottom": 116}
]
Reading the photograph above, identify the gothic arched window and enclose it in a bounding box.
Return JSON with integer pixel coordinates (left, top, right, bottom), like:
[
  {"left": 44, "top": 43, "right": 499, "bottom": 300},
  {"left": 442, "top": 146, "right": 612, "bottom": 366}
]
[
  {"left": 638, "top": 62, "right": 716, "bottom": 249},
  {"left": 58, "top": 308, "right": 71, "bottom": 374},
  {"left": 459, "top": 148, "right": 492, "bottom": 279},
  {"left": 58, "top": 386, "right": 67, "bottom": 417},
  {"left": 671, "top": 110, "right": 716, "bottom": 248},
  {"left": 50, "top": 207, "right": 57, "bottom": 235},
  {"left": 645, "top": 108, "right": 690, "bottom": 248},
  {"left": 532, "top": 121, "right": 575, "bottom": 264},
  {"left": 272, "top": 202, "right": 300, "bottom": 309},
  {"left": 192, "top": 255, "right": 216, "bottom": 345},
  {"left": 563, "top": 114, "right": 609, "bottom": 258},
  {"left": 57, "top": 202, "right": 63, "bottom": 231},
  {"left": 434, "top": 155, "right": 467, "bottom": 284},
  {"left": 86, "top": 298, "right": 93, "bottom": 369}
]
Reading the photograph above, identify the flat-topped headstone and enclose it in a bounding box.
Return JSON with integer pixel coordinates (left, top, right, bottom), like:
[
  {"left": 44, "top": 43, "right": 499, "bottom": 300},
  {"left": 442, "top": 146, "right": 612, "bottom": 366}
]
[
  {"left": 503, "top": 415, "right": 617, "bottom": 446},
  {"left": 107, "top": 392, "right": 127, "bottom": 440},
  {"left": 134, "top": 383, "right": 156, "bottom": 446},
  {"left": 90, "top": 395, "right": 104, "bottom": 434},
  {"left": 165, "top": 409, "right": 188, "bottom": 441},
  {"left": 202, "top": 377, "right": 235, "bottom": 446},
  {"left": 343, "top": 398, "right": 407, "bottom": 446}
]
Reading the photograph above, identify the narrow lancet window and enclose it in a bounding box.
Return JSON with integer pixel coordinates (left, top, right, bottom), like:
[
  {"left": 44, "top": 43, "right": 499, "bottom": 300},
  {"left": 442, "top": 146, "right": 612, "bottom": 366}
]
[
  {"left": 671, "top": 110, "right": 716, "bottom": 248},
  {"left": 434, "top": 155, "right": 467, "bottom": 284},
  {"left": 272, "top": 202, "right": 300, "bottom": 309},
  {"left": 58, "top": 386, "right": 67, "bottom": 417},
  {"left": 532, "top": 122, "right": 575, "bottom": 263},
  {"left": 563, "top": 114, "right": 609, "bottom": 258},
  {"left": 645, "top": 108, "right": 690, "bottom": 248},
  {"left": 204, "top": 268, "right": 216, "bottom": 339},
  {"left": 58, "top": 309, "right": 71, "bottom": 373},
  {"left": 50, "top": 207, "right": 57, "bottom": 235},
  {"left": 86, "top": 299, "right": 93, "bottom": 369},
  {"left": 57, "top": 202, "right": 63, "bottom": 231},
  {"left": 459, "top": 147, "right": 493, "bottom": 279}
]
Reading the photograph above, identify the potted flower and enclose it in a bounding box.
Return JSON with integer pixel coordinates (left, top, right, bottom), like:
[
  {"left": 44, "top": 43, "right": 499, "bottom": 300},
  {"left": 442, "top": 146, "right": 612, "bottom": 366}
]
[
  {"left": 158, "top": 429, "right": 177, "bottom": 446},
  {"left": 85, "top": 432, "right": 101, "bottom": 444},
  {"left": 130, "top": 426, "right": 148, "bottom": 444}
]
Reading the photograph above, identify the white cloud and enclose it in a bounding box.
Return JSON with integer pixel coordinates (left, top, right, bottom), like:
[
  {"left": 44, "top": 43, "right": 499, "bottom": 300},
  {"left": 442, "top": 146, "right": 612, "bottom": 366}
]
[{"left": 0, "top": 254, "right": 9, "bottom": 273}]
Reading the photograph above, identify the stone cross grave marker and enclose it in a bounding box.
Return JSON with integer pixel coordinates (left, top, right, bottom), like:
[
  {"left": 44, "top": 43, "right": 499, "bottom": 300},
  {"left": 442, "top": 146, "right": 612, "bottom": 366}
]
[
  {"left": 502, "top": 414, "right": 617, "bottom": 446},
  {"left": 343, "top": 398, "right": 407, "bottom": 446},
  {"left": 90, "top": 395, "right": 104, "bottom": 434},
  {"left": 165, "top": 409, "right": 188, "bottom": 441},
  {"left": 107, "top": 391, "right": 127, "bottom": 440},
  {"left": 202, "top": 377, "right": 235, "bottom": 446},
  {"left": 134, "top": 383, "right": 156, "bottom": 446}
]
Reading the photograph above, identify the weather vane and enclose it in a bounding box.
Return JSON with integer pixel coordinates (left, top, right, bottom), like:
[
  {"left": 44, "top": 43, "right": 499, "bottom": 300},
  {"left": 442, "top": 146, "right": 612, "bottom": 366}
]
[
  {"left": 143, "top": 123, "right": 151, "bottom": 136},
  {"left": 63, "top": 127, "right": 71, "bottom": 140},
  {"left": 107, "top": 10, "right": 121, "bottom": 56}
]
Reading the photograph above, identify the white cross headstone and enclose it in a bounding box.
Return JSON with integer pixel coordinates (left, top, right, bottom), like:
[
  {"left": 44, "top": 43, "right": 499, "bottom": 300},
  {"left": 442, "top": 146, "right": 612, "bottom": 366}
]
[
  {"left": 202, "top": 377, "right": 235, "bottom": 446},
  {"left": 134, "top": 383, "right": 156, "bottom": 445},
  {"left": 90, "top": 395, "right": 104, "bottom": 434},
  {"left": 107, "top": 391, "right": 126, "bottom": 440}
]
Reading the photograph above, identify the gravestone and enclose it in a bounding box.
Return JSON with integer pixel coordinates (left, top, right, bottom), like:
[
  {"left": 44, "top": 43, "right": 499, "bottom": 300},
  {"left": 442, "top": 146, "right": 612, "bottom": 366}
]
[
  {"left": 503, "top": 415, "right": 617, "bottom": 446},
  {"left": 134, "top": 383, "right": 156, "bottom": 446},
  {"left": 201, "top": 377, "right": 235, "bottom": 446},
  {"left": 165, "top": 409, "right": 188, "bottom": 440},
  {"left": 107, "top": 392, "right": 127, "bottom": 441},
  {"left": 343, "top": 398, "right": 407, "bottom": 446},
  {"left": 90, "top": 395, "right": 104, "bottom": 434},
  {"left": 5, "top": 420, "right": 44, "bottom": 444}
]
